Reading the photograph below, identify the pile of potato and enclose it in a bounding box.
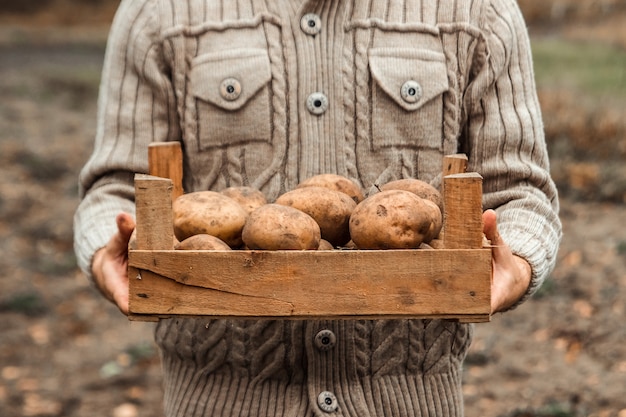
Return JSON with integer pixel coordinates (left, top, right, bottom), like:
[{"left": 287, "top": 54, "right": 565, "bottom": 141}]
[{"left": 171, "top": 174, "right": 443, "bottom": 251}]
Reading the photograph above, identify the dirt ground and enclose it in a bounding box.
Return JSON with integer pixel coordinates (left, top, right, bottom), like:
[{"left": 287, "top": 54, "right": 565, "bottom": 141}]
[{"left": 0, "top": 3, "right": 625, "bottom": 417}]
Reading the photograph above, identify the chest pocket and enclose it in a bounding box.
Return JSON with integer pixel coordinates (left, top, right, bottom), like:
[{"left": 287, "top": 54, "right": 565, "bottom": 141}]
[
  {"left": 369, "top": 48, "right": 449, "bottom": 150},
  {"left": 190, "top": 48, "right": 272, "bottom": 149}
]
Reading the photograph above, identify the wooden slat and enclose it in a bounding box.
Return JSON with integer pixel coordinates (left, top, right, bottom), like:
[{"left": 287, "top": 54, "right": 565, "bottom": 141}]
[
  {"left": 148, "top": 142, "right": 183, "bottom": 201},
  {"left": 128, "top": 249, "right": 491, "bottom": 320},
  {"left": 134, "top": 174, "right": 174, "bottom": 251},
  {"left": 440, "top": 154, "right": 469, "bottom": 243},
  {"left": 443, "top": 173, "right": 484, "bottom": 249},
  {"left": 443, "top": 153, "right": 468, "bottom": 177}
]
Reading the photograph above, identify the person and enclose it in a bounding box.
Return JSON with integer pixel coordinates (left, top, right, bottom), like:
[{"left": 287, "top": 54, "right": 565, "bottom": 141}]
[{"left": 74, "top": 0, "right": 562, "bottom": 416}]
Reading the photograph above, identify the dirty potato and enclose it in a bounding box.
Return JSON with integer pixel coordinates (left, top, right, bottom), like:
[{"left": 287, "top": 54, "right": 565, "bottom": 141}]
[
  {"left": 242, "top": 204, "right": 321, "bottom": 250},
  {"left": 317, "top": 239, "right": 334, "bottom": 251},
  {"left": 275, "top": 186, "right": 356, "bottom": 247},
  {"left": 349, "top": 190, "right": 440, "bottom": 249},
  {"left": 379, "top": 178, "right": 443, "bottom": 213},
  {"left": 172, "top": 191, "right": 248, "bottom": 247},
  {"left": 220, "top": 186, "right": 267, "bottom": 215},
  {"left": 174, "top": 234, "right": 232, "bottom": 250},
  {"left": 297, "top": 173, "right": 365, "bottom": 204},
  {"left": 421, "top": 198, "right": 443, "bottom": 242}
]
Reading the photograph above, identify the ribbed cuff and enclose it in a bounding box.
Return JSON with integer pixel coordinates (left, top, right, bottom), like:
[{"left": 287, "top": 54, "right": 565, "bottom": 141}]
[{"left": 498, "top": 221, "right": 561, "bottom": 310}]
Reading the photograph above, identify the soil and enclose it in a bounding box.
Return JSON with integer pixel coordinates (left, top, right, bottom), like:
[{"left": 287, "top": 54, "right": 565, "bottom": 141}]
[{"left": 0, "top": 3, "right": 625, "bottom": 417}]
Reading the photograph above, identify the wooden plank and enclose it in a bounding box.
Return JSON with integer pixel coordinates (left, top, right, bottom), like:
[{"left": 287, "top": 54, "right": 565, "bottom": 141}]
[
  {"left": 128, "top": 249, "right": 491, "bottom": 319},
  {"left": 443, "top": 173, "right": 483, "bottom": 249},
  {"left": 148, "top": 142, "right": 183, "bottom": 201},
  {"left": 134, "top": 174, "right": 174, "bottom": 250},
  {"left": 443, "top": 153, "right": 468, "bottom": 176},
  {"left": 440, "top": 154, "right": 469, "bottom": 243}
]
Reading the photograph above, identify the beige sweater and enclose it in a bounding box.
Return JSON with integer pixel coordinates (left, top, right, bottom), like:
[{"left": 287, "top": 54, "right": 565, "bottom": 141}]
[{"left": 74, "top": 0, "right": 562, "bottom": 416}]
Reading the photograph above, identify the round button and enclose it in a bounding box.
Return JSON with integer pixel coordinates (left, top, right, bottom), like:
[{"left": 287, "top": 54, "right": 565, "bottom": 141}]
[
  {"left": 301, "top": 13, "right": 322, "bottom": 36},
  {"left": 306, "top": 92, "right": 328, "bottom": 115},
  {"left": 220, "top": 78, "right": 242, "bottom": 101},
  {"left": 400, "top": 80, "right": 422, "bottom": 104},
  {"left": 314, "top": 329, "right": 336, "bottom": 351},
  {"left": 317, "top": 391, "right": 338, "bottom": 413}
]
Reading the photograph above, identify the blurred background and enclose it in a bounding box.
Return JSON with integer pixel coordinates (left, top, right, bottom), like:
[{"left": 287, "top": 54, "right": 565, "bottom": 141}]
[{"left": 0, "top": 1, "right": 625, "bottom": 416}]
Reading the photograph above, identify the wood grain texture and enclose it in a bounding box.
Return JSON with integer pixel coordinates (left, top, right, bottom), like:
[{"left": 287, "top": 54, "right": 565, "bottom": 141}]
[
  {"left": 442, "top": 153, "right": 468, "bottom": 177},
  {"left": 128, "top": 249, "right": 491, "bottom": 320},
  {"left": 443, "top": 173, "right": 484, "bottom": 249},
  {"left": 134, "top": 174, "right": 174, "bottom": 250},
  {"left": 148, "top": 142, "right": 183, "bottom": 201}
]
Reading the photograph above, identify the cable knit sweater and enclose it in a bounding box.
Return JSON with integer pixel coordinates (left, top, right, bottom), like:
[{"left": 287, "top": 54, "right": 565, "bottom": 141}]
[{"left": 74, "top": 0, "right": 562, "bottom": 416}]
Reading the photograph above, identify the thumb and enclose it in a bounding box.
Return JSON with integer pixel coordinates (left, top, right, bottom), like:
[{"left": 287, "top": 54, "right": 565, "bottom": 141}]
[
  {"left": 116, "top": 212, "right": 136, "bottom": 241},
  {"left": 482, "top": 209, "right": 501, "bottom": 245},
  {"left": 483, "top": 209, "right": 511, "bottom": 266},
  {"left": 109, "top": 213, "right": 136, "bottom": 255}
]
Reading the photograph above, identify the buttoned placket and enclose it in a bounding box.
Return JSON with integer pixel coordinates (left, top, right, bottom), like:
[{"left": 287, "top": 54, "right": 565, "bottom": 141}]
[
  {"left": 300, "top": 8, "right": 339, "bottom": 406},
  {"left": 292, "top": 3, "right": 377, "bottom": 410},
  {"left": 297, "top": 6, "right": 340, "bottom": 412},
  {"left": 300, "top": 11, "right": 328, "bottom": 118},
  {"left": 308, "top": 324, "right": 340, "bottom": 415}
]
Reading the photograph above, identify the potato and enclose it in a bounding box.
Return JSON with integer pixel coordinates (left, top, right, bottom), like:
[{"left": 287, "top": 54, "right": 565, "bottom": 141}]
[
  {"left": 318, "top": 239, "right": 334, "bottom": 251},
  {"left": 242, "top": 204, "right": 321, "bottom": 250},
  {"left": 275, "top": 186, "right": 356, "bottom": 247},
  {"left": 343, "top": 240, "right": 358, "bottom": 250},
  {"left": 429, "top": 239, "right": 445, "bottom": 249},
  {"left": 421, "top": 198, "right": 443, "bottom": 242},
  {"left": 173, "top": 191, "right": 248, "bottom": 247},
  {"left": 379, "top": 178, "right": 443, "bottom": 213},
  {"left": 349, "top": 190, "right": 440, "bottom": 249},
  {"left": 220, "top": 186, "right": 267, "bottom": 215},
  {"left": 297, "top": 173, "right": 365, "bottom": 204},
  {"left": 174, "top": 234, "right": 232, "bottom": 250}
]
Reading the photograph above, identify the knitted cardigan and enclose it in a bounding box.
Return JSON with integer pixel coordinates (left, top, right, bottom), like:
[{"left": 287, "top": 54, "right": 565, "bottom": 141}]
[{"left": 74, "top": 0, "right": 562, "bottom": 416}]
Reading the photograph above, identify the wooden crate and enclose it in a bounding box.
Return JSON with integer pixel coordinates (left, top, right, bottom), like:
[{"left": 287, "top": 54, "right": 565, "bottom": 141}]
[{"left": 128, "top": 144, "right": 491, "bottom": 323}]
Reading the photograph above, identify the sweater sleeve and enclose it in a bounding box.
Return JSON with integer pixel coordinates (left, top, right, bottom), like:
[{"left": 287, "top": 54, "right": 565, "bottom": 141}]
[
  {"left": 463, "top": 0, "right": 562, "bottom": 308},
  {"left": 73, "top": 0, "right": 180, "bottom": 280}
]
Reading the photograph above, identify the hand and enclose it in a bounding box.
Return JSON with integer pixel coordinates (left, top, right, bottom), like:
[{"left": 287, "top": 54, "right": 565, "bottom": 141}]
[
  {"left": 483, "top": 209, "right": 532, "bottom": 314},
  {"left": 91, "top": 212, "right": 136, "bottom": 315}
]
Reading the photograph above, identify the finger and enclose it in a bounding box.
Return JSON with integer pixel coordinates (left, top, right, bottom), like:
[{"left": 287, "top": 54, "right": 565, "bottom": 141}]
[
  {"left": 483, "top": 210, "right": 507, "bottom": 312},
  {"left": 99, "top": 249, "right": 130, "bottom": 315},
  {"left": 482, "top": 209, "right": 499, "bottom": 244},
  {"left": 116, "top": 212, "right": 136, "bottom": 240},
  {"left": 108, "top": 213, "right": 135, "bottom": 256},
  {"left": 482, "top": 210, "right": 509, "bottom": 261}
]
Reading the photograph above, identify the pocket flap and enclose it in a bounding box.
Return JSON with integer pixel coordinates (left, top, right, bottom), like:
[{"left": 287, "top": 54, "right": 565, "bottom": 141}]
[
  {"left": 369, "top": 48, "right": 449, "bottom": 111},
  {"left": 191, "top": 48, "right": 271, "bottom": 111}
]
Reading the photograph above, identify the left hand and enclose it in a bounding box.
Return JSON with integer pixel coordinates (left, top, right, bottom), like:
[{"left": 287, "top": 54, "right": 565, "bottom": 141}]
[
  {"left": 91, "top": 212, "right": 136, "bottom": 315},
  {"left": 483, "top": 209, "right": 532, "bottom": 314}
]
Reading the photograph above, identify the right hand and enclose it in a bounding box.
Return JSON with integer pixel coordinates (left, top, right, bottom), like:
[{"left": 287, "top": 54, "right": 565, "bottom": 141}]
[
  {"left": 482, "top": 209, "right": 532, "bottom": 313},
  {"left": 91, "top": 212, "right": 136, "bottom": 315}
]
